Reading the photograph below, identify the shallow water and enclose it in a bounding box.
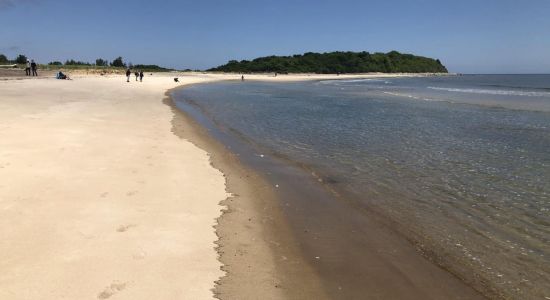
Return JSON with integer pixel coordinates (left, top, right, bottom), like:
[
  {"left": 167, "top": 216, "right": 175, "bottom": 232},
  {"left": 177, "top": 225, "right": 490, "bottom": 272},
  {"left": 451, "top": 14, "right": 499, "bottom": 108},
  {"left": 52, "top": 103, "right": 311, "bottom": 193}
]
[{"left": 173, "top": 75, "right": 550, "bottom": 298}]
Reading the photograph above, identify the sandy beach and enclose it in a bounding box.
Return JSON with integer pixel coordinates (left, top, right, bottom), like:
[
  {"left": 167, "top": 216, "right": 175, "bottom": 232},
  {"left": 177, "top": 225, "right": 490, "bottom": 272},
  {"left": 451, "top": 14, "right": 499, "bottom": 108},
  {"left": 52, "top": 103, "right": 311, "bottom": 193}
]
[
  {"left": 0, "top": 73, "right": 228, "bottom": 299},
  {"left": 0, "top": 71, "right": 482, "bottom": 299}
]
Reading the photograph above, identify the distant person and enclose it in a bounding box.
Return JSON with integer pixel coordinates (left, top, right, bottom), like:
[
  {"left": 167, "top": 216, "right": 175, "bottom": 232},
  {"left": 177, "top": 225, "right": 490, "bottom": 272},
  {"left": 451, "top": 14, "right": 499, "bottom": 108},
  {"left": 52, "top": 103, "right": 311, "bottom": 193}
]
[
  {"left": 134, "top": 71, "right": 139, "bottom": 81},
  {"left": 139, "top": 71, "right": 144, "bottom": 82},
  {"left": 241, "top": 75, "right": 244, "bottom": 81},
  {"left": 126, "top": 68, "right": 131, "bottom": 82},
  {"left": 25, "top": 60, "right": 31, "bottom": 76},
  {"left": 31, "top": 60, "right": 38, "bottom": 76},
  {"left": 56, "top": 71, "right": 70, "bottom": 80}
]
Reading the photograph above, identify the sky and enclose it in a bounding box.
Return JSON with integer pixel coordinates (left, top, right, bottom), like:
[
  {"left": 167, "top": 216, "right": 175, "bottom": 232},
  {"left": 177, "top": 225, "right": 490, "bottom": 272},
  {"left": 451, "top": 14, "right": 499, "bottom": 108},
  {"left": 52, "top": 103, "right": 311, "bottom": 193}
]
[{"left": 0, "top": 0, "right": 549, "bottom": 73}]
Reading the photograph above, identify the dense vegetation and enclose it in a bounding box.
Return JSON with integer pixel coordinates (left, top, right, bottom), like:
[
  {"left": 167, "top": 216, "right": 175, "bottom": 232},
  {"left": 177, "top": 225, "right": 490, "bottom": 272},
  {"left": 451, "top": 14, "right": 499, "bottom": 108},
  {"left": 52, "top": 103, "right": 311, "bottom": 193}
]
[
  {"left": 0, "top": 54, "right": 27, "bottom": 65},
  {"left": 110, "top": 57, "right": 125, "bottom": 67},
  {"left": 132, "top": 64, "right": 170, "bottom": 72},
  {"left": 64, "top": 59, "right": 92, "bottom": 66},
  {"left": 0, "top": 52, "right": 171, "bottom": 72},
  {"left": 15, "top": 54, "right": 27, "bottom": 64},
  {"left": 210, "top": 51, "right": 448, "bottom": 73},
  {"left": 95, "top": 58, "right": 108, "bottom": 66}
]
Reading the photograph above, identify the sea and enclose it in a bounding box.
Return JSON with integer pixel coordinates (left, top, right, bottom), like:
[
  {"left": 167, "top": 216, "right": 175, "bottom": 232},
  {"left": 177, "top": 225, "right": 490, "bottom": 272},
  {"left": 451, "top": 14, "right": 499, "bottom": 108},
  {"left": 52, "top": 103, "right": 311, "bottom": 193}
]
[{"left": 172, "top": 74, "right": 550, "bottom": 298}]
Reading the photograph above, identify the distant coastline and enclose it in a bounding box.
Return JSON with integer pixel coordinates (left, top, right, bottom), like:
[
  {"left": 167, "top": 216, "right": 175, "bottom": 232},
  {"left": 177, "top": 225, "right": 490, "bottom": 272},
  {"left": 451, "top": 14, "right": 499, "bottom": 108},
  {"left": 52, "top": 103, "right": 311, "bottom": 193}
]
[{"left": 209, "top": 51, "right": 448, "bottom": 74}]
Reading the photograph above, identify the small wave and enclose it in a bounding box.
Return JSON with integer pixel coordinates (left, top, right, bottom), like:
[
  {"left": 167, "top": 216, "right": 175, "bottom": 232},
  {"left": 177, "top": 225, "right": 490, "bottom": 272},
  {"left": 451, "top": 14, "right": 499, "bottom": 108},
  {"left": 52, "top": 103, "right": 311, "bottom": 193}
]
[
  {"left": 383, "top": 91, "right": 447, "bottom": 102},
  {"left": 481, "top": 84, "right": 550, "bottom": 91},
  {"left": 319, "top": 78, "right": 391, "bottom": 85},
  {"left": 428, "top": 87, "right": 550, "bottom": 97}
]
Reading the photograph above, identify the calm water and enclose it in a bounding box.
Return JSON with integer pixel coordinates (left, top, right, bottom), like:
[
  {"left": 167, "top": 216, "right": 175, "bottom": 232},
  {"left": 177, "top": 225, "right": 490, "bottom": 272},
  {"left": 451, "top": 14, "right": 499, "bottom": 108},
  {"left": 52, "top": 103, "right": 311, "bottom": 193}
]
[{"left": 173, "top": 75, "right": 550, "bottom": 298}]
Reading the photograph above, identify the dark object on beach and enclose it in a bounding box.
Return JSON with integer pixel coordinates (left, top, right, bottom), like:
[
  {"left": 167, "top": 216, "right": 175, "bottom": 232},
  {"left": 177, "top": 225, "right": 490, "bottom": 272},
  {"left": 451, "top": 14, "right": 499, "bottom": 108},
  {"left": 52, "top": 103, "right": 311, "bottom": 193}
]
[
  {"left": 25, "top": 60, "right": 31, "bottom": 76},
  {"left": 126, "top": 68, "right": 131, "bottom": 82},
  {"left": 241, "top": 75, "right": 244, "bottom": 81},
  {"left": 56, "top": 71, "right": 70, "bottom": 80},
  {"left": 134, "top": 72, "right": 139, "bottom": 81},
  {"left": 31, "top": 60, "right": 38, "bottom": 76},
  {"left": 139, "top": 71, "right": 144, "bottom": 82},
  {"left": 174, "top": 78, "right": 179, "bottom": 82}
]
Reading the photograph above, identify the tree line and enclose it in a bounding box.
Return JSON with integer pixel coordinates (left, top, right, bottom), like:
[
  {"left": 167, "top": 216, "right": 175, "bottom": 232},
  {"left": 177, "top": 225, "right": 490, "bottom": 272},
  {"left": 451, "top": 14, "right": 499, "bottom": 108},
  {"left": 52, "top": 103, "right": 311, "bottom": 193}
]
[
  {"left": 0, "top": 54, "right": 29, "bottom": 64},
  {"left": 209, "top": 51, "right": 448, "bottom": 73},
  {"left": 1, "top": 54, "right": 170, "bottom": 71},
  {"left": 48, "top": 56, "right": 128, "bottom": 67}
]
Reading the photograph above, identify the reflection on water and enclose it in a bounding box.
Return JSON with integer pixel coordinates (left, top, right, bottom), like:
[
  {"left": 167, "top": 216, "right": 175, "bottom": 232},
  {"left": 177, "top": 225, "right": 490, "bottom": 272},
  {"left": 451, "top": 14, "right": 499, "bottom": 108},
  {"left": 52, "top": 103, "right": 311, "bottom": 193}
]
[{"left": 174, "top": 75, "right": 550, "bottom": 298}]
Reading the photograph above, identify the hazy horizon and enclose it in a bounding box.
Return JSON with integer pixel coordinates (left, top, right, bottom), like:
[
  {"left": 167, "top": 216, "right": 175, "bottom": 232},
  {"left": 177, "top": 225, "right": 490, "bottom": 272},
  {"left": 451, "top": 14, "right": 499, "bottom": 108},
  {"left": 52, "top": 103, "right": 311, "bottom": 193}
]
[{"left": 1, "top": 0, "right": 549, "bottom": 74}]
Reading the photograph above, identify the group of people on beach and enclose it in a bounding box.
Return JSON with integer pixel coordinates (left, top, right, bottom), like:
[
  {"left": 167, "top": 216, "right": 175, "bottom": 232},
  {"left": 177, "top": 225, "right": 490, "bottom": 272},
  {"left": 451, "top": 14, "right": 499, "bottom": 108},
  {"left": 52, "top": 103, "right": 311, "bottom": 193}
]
[
  {"left": 24, "top": 60, "right": 38, "bottom": 76},
  {"left": 126, "top": 68, "right": 144, "bottom": 82}
]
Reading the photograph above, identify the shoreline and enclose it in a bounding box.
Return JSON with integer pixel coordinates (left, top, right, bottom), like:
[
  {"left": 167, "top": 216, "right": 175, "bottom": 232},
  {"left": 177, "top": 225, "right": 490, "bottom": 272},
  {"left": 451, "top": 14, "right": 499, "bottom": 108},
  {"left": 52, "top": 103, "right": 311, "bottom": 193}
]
[
  {"left": 170, "top": 79, "right": 486, "bottom": 299},
  {"left": 0, "top": 72, "right": 481, "bottom": 299},
  {"left": 163, "top": 89, "right": 329, "bottom": 299}
]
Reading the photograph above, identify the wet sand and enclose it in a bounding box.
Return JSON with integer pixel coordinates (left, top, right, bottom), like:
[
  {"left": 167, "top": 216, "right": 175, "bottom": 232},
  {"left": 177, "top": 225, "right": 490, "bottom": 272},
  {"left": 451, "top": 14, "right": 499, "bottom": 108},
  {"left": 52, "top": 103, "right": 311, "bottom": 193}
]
[
  {"left": 163, "top": 94, "right": 328, "bottom": 299},
  {"left": 171, "top": 83, "right": 486, "bottom": 299}
]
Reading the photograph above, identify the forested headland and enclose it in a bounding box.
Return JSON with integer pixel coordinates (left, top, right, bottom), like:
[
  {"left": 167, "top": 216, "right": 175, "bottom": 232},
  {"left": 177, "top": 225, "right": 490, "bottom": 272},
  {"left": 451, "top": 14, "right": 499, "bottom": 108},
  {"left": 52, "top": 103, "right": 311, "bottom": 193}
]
[{"left": 209, "top": 51, "right": 448, "bottom": 74}]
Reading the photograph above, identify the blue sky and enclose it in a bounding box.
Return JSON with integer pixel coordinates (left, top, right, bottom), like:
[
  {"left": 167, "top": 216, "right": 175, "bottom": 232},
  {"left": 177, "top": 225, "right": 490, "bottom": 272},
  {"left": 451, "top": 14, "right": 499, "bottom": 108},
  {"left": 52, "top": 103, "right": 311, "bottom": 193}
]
[{"left": 1, "top": 0, "right": 549, "bottom": 73}]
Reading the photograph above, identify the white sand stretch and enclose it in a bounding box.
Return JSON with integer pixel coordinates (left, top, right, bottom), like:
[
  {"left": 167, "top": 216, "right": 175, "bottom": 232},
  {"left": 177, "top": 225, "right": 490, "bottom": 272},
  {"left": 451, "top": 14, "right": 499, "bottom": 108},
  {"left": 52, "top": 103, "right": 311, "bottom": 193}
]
[{"left": 0, "top": 74, "right": 228, "bottom": 299}]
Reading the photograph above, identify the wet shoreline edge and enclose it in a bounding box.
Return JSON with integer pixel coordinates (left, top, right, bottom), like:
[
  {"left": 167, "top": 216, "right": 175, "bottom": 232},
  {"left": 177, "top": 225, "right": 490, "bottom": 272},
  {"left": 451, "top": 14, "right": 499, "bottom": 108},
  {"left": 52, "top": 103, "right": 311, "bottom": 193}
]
[{"left": 164, "top": 81, "right": 489, "bottom": 299}]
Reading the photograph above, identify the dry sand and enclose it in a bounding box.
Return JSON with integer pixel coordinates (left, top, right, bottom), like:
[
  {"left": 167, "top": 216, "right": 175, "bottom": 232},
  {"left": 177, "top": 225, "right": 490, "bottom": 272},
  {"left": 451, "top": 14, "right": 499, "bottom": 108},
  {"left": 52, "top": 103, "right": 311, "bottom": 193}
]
[
  {"left": 0, "top": 74, "right": 227, "bottom": 299},
  {"left": 0, "top": 71, "right": 476, "bottom": 300}
]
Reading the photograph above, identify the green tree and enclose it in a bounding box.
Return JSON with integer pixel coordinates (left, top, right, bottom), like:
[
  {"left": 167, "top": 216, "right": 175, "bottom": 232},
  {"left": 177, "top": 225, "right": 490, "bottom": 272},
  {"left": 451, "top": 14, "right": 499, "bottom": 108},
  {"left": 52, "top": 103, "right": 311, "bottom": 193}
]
[
  {"left": 48, "top": 61, "right": 62, "bottom": 65},
  {"left": 95, "top": 58, "right": 108, "bottom": 66},
  {"left": 111, "top": 57, "right": 125, "bottom": 67},
  {"left": 15, "top": 54, "right": 27, "bottom": 64},
  {"left": 0, "top": 54, "right": 8, "bottom": 64},
  {"left": 65, "top": 59, "right": 91, "bottom": 66}
]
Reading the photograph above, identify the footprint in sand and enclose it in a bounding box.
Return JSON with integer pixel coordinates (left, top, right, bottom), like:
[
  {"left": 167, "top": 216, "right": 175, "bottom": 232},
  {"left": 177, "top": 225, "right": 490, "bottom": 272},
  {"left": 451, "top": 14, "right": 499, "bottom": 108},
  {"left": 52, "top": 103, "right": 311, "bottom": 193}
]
[
  {"left": 100, "top": 192, "right": 109, "bottom": 198},
  {"left": 116, "top": 224, "right": 136, "bottom": 233},
  {"left": 97, "top": 281, "right": 127, "bottom": 299},
  {"left": 133, "top": 249, "right": 147, "bottom": 260},
  {"left": 126, "top": 191, "right": 137, "bottom": 196}
]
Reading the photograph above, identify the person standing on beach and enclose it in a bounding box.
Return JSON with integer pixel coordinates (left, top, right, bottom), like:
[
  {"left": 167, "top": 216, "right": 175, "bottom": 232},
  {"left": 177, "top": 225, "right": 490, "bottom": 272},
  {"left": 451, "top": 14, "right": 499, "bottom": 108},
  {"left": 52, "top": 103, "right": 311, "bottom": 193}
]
[
  {"left": 139, "top": 71, "right": 144, "bottom": 82},
  {"left": 241, "top": 75, "right": 244, "bottom": 81},
  {"left": 30, "top": 60, "right": 38, "bottom": 76},
  {"left": 126, "top": 68, "right": 131, "bottom": 82},
  {"left": 25, "top": 60, "right": 31, "bottom": 76},
  {"left": 134, "top": 71, "right": 139, "bottom": 81}
]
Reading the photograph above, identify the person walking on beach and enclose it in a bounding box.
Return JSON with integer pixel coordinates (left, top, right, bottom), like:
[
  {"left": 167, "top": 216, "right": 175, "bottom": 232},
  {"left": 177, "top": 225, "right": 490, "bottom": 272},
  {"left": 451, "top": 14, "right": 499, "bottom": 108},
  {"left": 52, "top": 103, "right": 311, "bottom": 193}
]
[
  {"left": 126, "top": 68, "right": 131, "bottom": 82},
  {"left": 139, "top": 71, "right": 144, "bottom": 82},
  {"left": 31, "top": 60, "right": 38, "bottom": 76},
  {"left": 134, "top": 71, "right": 139, "bottom": 81},
  {"left": 25, "top": 60, "right": 31, "bottom": 76},
  {"left": 241, "top": 75, "right": 244, "bottom": 81}
]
